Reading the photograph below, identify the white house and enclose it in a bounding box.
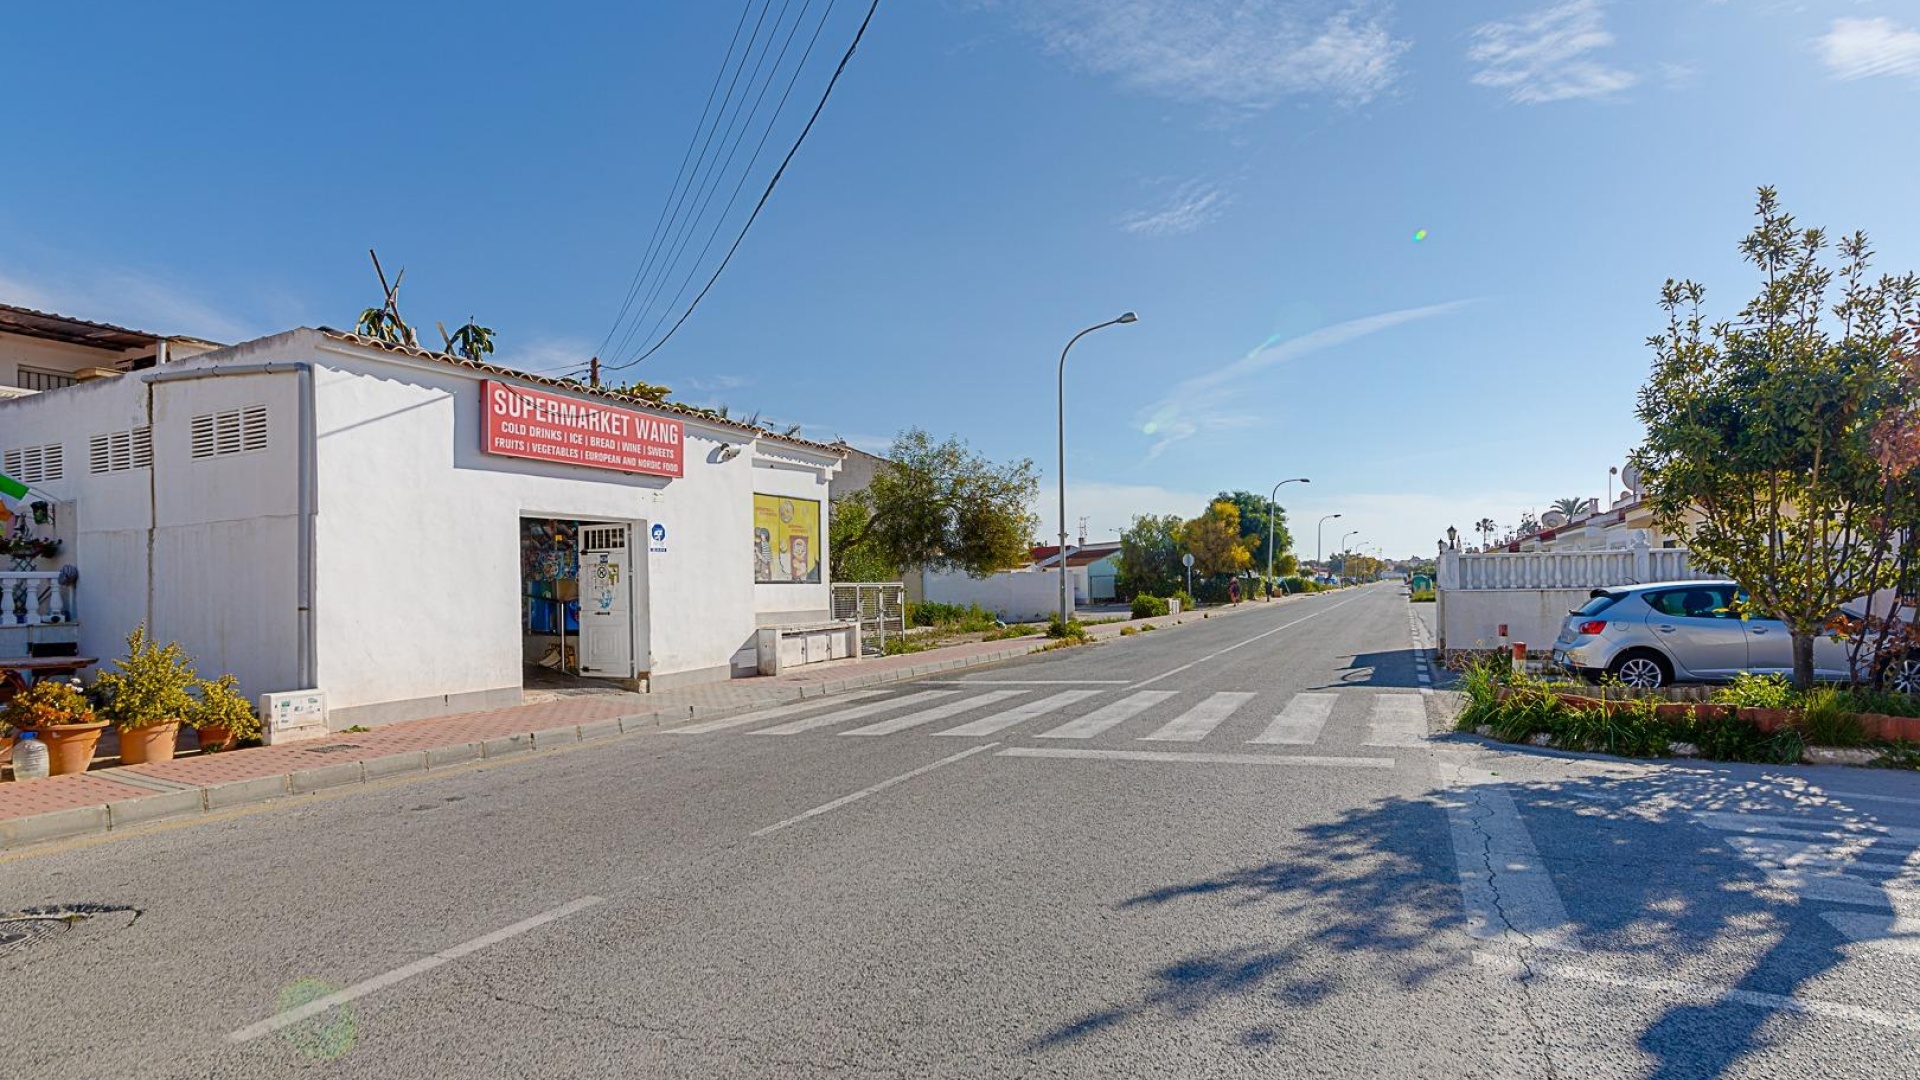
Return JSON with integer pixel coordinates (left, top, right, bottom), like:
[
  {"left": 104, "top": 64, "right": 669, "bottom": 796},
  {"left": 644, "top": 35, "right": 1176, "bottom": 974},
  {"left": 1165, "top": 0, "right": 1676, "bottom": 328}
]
[{"left": 0, "top": 319, "right": 846, "bottom": 727}]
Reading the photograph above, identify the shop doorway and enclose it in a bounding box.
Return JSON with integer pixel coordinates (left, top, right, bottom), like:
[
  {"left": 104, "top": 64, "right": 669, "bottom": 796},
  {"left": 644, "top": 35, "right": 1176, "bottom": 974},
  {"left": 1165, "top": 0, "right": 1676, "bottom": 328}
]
[{"left": 520, "top": 517, "right": 640, "bottom": 688}]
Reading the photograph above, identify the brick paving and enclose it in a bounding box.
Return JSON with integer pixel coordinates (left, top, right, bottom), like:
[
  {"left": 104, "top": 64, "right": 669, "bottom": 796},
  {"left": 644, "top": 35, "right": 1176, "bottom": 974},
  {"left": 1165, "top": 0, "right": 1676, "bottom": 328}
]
[{"left": 0, "top": 596, "right": 1284, "bottom": 839}]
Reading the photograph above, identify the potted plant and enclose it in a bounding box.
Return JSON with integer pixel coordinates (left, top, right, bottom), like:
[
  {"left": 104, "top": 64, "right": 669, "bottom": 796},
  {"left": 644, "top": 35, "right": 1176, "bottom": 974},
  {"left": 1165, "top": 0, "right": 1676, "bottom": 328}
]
[
  {"left": 190, "top": 675, "right": 260, "bottom": 751},
  {"left": 94, "top": 625, "right": 197, "bottom": 766},
  {"left": 1, "top": 679, "right": 105, "bottom": 775}
]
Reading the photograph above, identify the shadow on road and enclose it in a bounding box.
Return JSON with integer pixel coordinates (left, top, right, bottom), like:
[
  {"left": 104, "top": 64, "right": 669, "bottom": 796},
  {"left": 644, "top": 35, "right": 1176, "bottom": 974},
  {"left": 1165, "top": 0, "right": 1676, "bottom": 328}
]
[
  {"left": 1305, "top": 647, "right": 1426, "bottom": 690},
  {"left": 1029, "top": 764, "right": 1916, "bottom": 1077}
]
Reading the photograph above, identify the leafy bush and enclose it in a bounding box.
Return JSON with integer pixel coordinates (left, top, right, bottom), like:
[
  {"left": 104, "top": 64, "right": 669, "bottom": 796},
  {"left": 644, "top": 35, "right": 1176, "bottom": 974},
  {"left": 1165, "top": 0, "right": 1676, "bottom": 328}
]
[
  {"left": 1139, "top": 622, "right": 1156, "bottom": 632},
  {"left": 1712, "top": 673, "right": 1795, "bottom": 710},
  {"left": 1, "top": 679, "right": 96, "bottom": 729},
  {"left": 907, "top": 602, "right": 999, "bottom": 632},
  {"left": 1170, "top": 590, "right": 1196, "bottom": 612},
  {"left": 1130, "top": 595, "right": 1170, "bottom": 619},
  {"left": 94, "top": 625, "right": 198, "bottom": 731},
  {"left": 1045, "top": 615, "right": 1089, "bottom": 642},
  {"left": 983, "top": 624, "right": 1038, "bottom": 641},
  {"left": 1119, "top": 625, "right": 1139, "bottom": 637},
  {"left": 1835, "top": 687, "right": 1920, "bottom": 719},
  {"left": 189, "top": 674, "right": 261, "bottom": 742},
  {"left": 1409, "top": 588, "right": 1436, "bottom": 603},
  {"left": 1794, "top": 688, "right": 1867, "bottom": 747},
  {"left": 882, "top": 637, "right": 934, "bottom": 656}
]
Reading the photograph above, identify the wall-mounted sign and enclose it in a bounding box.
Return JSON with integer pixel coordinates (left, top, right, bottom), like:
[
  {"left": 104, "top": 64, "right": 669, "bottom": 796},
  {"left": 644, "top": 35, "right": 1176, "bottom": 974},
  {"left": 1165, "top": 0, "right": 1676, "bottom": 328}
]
[
  {"left": 754, "top": 494, "right": 820, "bottom": 584},
  {"left": 482, "top": 381, "right": 683, "bottom": 478},
  {"left": 649, "top": 522, "right": 668, "bottom": 554}
]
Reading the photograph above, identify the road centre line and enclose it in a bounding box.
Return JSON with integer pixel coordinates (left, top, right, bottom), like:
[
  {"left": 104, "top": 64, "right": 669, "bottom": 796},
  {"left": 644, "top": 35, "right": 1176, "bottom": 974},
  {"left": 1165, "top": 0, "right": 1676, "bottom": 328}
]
[
  {"left": 750, "top": 743, "right": 1000, "bottom": 838},
  {"left": 1471, "top": 951, "right": 1920, "bottom": 1033},
  {"left": 998, "top": 747, "right": 1395, "bottom": 769},
  {"left": 1129, "top": 596, "right": 1361, "bottom": 688},
  {"left": 228, "top": 896, "right": 605, "bottom": 1043}
]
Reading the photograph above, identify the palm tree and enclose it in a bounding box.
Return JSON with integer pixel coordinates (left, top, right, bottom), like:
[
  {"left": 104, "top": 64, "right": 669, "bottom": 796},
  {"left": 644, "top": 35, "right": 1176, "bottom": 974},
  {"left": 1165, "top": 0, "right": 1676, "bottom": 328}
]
[
  {"left": 1550, "top": 497, "right": 1588, "bottom": 520},
  {"left": 1475, "top": 518, "right": 1497, "bottom": 548}
]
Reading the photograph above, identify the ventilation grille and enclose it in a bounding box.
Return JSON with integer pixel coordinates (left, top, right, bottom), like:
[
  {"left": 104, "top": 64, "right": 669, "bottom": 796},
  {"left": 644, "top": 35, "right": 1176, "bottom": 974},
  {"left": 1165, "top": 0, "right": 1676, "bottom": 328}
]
[
  {"left": 88, "top": 428, "right": 153, "bottom": 474},
  {"left": 581, "top": 525, "right": 627, "bottom": 551},
  {"left": 190, "top": 405, "right": 268, "bottom": 460},
  {"left": 15, "top": 367, "right": 78, "bottom": 392},
  {"left": 2, "top": 443, "right": 64, "bottom": 484}
]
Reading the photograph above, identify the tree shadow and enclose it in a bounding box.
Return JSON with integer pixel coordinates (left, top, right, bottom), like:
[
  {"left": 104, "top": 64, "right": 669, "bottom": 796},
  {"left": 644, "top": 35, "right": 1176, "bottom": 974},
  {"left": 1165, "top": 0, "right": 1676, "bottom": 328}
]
[
  {"left": 1305, "top": 647, "right": 1426, "bottom": 689},
  {"left": 1027, "top": 762, "right": 1917, "bottom": 1077}
]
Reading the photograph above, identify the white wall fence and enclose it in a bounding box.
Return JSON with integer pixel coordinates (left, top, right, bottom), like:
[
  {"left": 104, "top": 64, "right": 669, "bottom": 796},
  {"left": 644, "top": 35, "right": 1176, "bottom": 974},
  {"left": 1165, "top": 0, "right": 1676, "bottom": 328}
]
[
  {"left": 1435, "top": 538, "right": 1695, "bottom": 655},
  {"left": 2, "top": 571, "right": 72, "bottom": 627}
]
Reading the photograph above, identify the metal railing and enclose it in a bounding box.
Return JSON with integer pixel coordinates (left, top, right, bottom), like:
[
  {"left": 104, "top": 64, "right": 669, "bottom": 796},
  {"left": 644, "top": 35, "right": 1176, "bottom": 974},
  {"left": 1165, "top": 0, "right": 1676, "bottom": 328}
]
[{"left": 831, "top": 582, "right": 906, "bottom": 657}]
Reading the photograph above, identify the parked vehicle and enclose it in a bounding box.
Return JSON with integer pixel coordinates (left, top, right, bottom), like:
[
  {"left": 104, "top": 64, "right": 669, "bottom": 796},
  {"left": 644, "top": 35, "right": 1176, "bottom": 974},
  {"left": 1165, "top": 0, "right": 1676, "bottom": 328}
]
[{"left": 1551, "top": 580, "right": 1920, "bottom": 690}]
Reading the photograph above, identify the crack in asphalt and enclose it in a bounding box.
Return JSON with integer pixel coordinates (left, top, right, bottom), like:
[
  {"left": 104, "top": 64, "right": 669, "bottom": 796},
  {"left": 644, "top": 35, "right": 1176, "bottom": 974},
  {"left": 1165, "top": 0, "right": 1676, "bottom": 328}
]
[{"left": 1451, "top": 772, "right": 1563, "bottom": 1080}]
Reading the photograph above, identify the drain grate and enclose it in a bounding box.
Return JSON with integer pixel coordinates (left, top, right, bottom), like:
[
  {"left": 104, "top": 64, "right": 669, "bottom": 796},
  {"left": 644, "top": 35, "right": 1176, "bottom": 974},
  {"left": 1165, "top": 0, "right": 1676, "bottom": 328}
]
[
  {"left": 0, "top": 903, "right": 140, "bottom": 956},
  {"left": 302, "top": 743, "right": 365, "bottom": 755}
]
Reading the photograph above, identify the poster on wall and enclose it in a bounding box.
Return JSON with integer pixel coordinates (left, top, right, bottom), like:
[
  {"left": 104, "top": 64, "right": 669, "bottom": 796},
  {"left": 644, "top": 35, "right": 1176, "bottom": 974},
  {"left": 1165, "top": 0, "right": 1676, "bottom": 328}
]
[{"left": 754, "top": 494, "right": 821, "bottom": 584}]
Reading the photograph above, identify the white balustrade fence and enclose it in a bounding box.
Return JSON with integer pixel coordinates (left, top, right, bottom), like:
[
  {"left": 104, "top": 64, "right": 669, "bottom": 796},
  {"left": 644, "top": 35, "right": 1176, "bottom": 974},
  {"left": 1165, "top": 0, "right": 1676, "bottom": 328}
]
[
  {"left": 2, "top": 571, "right": 72, "bottom": 627},
  {"left": 1434, "top": 537, "right": 1696, "bottom": 655}
]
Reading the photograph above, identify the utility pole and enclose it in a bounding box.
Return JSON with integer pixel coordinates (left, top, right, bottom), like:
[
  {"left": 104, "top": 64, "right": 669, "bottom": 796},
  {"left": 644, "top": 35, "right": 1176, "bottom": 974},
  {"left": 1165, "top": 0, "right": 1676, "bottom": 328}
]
[{"left": 590, "top": 356, "right": 601, "bottom": 388}]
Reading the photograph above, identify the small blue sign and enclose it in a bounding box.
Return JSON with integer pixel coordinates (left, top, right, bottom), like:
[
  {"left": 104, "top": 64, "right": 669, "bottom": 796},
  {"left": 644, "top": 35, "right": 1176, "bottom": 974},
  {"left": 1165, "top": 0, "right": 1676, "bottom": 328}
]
[{"left": 650, "top": 523, "right": 667, "bottom": 543}]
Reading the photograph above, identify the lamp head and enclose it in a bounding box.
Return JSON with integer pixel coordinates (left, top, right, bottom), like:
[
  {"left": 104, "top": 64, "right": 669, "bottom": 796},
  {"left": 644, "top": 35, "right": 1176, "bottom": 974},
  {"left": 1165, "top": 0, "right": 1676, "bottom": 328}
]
[{"left": 1116, "top": 312, "right": 1138, "bottom": 324}]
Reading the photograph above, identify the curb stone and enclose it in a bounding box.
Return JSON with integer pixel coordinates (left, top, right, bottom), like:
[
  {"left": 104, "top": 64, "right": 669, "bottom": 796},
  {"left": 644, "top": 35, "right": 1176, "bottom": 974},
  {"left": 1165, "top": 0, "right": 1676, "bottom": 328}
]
[
  {"left": 204, "top": 774, "right": 290, "bottom": 811},
  {"left": 107, "top": 788, "right": 206, "bottom": 829}
]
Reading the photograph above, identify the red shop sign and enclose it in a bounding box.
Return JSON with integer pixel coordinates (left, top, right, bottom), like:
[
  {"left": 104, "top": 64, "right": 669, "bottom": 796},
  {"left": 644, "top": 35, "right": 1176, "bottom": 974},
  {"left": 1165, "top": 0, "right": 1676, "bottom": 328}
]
[{"left": 482, "top": 381, "right": 684, "bottom": 478}]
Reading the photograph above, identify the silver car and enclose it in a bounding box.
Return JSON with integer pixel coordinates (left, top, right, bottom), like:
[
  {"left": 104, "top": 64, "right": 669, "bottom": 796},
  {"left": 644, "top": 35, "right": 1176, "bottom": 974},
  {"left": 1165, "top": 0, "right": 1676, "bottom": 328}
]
[{"left": 1550, "top": 580, "right": 1920, "bottom": 690}]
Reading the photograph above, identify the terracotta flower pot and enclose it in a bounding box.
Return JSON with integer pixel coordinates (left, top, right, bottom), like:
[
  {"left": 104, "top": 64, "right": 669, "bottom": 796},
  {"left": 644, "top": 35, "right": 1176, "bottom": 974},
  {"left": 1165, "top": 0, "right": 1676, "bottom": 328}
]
[
  {"left": 37, "top": 721, "right": 108, "bottom": 775},
  {"left": 118, "top": 720, "right": 183, "bottom": 766},
  {"left": 0, "top": 735, "right": 13, "bottom": 767},
  {"left": 197, "top": 725, "right": 231, "bottom": 752}
]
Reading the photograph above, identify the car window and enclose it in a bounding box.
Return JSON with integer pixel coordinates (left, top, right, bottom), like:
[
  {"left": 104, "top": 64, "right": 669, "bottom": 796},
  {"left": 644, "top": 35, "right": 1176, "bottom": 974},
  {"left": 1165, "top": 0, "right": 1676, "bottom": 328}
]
[
  {"left": 1649, "top": 587, "right": 1737, "bottom": 619},
  {"left": 1574, "top": 593, "right": 1621, "bottom": 617}
]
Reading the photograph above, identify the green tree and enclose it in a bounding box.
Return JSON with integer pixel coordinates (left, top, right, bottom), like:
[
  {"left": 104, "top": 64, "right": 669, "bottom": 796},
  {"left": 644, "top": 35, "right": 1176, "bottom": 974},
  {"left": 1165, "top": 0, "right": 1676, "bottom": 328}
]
[
  {"left": 1474, "top": 518, "right": 1497, "bottom": 548},
  {"left": 828, "top": 491, "right": 900, "bottom": 582},
  {"left": 828, "top": 429, "right": 1039, "bottom": 581},
  {"left": 1634, "top": 187, "right": 1919, "bottom": 688},
  {"left": 1116, "top": 513, "right": 1185, "bottom": 599},
  {"left": 1184, "top": 500, "right": 1256, "bottom": 578},
  {"left": 1211, "top": 490, "right": 1294, "bottom": 565},
  {"left": 1550, "top": 497, "right": 1589, "bottom": 520}
]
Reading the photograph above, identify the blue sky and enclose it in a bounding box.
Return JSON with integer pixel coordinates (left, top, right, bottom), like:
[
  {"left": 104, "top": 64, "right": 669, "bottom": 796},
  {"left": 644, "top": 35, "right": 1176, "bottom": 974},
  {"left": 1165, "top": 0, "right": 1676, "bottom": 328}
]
[{"left": 4, "top": 1, "right": 1917, "bottom": 559}]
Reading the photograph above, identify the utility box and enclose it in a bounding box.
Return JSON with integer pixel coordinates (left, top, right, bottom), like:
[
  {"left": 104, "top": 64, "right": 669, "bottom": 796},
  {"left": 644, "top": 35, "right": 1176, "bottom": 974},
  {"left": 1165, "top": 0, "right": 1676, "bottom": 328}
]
[{"left": 262, "top": 689, "right": 329, "bottom": 744}]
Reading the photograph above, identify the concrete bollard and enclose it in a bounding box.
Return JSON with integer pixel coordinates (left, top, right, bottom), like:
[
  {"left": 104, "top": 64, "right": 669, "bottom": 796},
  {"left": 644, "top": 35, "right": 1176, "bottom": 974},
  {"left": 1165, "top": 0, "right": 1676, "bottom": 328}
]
[
  {"left": 1511, "top": 642, "right": 1527, "bottom": 675},
  {"left": 1496, "top": 623, "right": 1509, "bottom": 649}
]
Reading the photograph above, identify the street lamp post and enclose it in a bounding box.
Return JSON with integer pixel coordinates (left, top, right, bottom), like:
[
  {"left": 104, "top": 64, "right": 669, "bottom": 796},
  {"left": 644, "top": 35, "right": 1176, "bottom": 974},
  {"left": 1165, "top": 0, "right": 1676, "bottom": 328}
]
[
  {"left": 1266, "top": 477, "right": 1309, "bottom": 598},
  {"left": 1341, "top": 529, "right": 1360, "bottom": 553},
  {"left": 1057, "top": 312, "right": 1137, "bottom": 625},
  {"left": 1317, "top": 513, "right": 1343, "bottom": 565}
]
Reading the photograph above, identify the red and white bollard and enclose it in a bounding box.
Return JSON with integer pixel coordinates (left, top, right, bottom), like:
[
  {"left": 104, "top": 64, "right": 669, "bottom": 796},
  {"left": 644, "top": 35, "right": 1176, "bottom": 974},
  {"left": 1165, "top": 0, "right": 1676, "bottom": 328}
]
[
  {"left": 1495, "top": 623, "right": 1509, "bottom": 650},
  {"left": 1511, "top": 642, "right": 1527, "bottom": 675}
]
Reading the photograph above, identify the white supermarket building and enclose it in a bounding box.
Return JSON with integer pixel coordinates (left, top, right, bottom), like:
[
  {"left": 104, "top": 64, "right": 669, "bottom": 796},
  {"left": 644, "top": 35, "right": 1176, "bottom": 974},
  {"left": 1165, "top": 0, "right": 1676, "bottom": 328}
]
[{"left": 0, "top": 311, "right": 847, "bottom": 727}]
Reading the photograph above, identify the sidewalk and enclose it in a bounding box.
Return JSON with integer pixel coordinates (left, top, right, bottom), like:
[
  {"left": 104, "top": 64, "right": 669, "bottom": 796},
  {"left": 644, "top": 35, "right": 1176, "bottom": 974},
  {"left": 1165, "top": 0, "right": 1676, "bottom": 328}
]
[{"left": 0, "top": 593, "right": 1308, "bottom": 850}]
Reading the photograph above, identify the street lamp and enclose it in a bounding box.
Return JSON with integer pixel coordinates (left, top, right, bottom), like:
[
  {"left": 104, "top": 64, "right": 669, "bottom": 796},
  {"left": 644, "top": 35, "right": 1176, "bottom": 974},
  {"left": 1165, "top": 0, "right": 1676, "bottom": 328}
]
[
  {"left": 1446, "top": 525, "right": 1458, "bottom": 551},
  {"left": 1057, "top": 312, "right": 1137, "bottom": 625},
  {"left": 1266, "top": 478, "right": 1309, "bottom": 598},
  {"left": 1341, "top": 529, "right": 1360, "bottom": 553},
  {"left": 1317, "top": 513, "right": 1343, "bottom": 565}
]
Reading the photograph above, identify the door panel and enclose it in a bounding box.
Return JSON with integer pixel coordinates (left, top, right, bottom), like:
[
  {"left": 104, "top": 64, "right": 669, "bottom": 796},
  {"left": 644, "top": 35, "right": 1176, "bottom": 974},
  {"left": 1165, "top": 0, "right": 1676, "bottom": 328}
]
[
  {"left": 1744, "top": 618, "right": 1794, "bottom": 676},
  {"left": 578, "top": 523, "right": 634, "bottom": 678},
  {"left": 1645, "top": 587, "right": 1747, "bottom": 679}
]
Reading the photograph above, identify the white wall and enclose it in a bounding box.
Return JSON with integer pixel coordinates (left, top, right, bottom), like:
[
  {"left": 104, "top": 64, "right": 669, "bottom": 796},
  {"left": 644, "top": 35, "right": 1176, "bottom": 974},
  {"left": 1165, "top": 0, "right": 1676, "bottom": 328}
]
[
  {"left": 1437, "top": 588, "right": 1592, "bottom": 656},
  {"left": 919, "top": 566, "right": 1071, "bottom": 623},
  {"left": 0, "top": 334, "right": 136, "bottom": 389}
]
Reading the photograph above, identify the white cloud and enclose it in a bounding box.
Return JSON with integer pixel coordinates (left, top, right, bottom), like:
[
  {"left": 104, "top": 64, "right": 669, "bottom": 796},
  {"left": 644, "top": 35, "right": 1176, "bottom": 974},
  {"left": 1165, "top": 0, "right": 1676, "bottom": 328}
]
[
  {"left": 1031, "top": 479, "right": 1214, "bottom": 544},
  {"left": 1135, "top": 300, "right": 1477, "bottom": 457},
  {"left": 0, "top": 267, "right": 256, "bottom": 343},
  {"left": 1468, "top": 0, "right": 1639, "bottom": 104},
  {"left": 993, "top": 0, "right": 1412, "bottom": 108},
  {"left": 1120, "top": 179, "right": 1233, "bottom": 237},
  {"left": 1818, "top": 17, "right": 1920, "bottom": 82}
]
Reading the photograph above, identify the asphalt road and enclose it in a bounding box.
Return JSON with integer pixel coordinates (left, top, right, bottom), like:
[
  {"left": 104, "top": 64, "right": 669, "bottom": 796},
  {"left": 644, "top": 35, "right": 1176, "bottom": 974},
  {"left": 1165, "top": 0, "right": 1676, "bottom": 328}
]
[{"left": 7, "top": 582, "right": 1920, "bottom": 1078}]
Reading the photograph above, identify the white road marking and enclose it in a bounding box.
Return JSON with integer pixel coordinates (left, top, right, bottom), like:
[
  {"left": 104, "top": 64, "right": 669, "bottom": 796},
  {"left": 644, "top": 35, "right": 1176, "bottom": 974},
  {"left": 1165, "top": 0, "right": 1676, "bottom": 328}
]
[
  {"left": 1823, "top": 913, "right": 1920, "bottom": 955},
  {"left": 1472, "top": 951, "right": 1920, "bottom": 1032},
  {"left": 998, "top": 747, "right": 1394, "bottom": 769},
  {"left": 227, "top": 896, "right": 605, "bottom": 1043},
  {"left": 666, "top": 692, "right": 890, "bottom": 734},
  {"left": 1130, "top": 596, "right": 1362, "bottom": 688},
  {"left": 1138, "top": 692, "right": 1256, "bottom": 742},
  {"left": 1447, "top": 769, "right": 1582, "bottom": 952},
  {"left": 1038, "top": 691, "right": 1177, "bottom": 739},
  {"left": 751, "top": 744, "right": 999, "bottom": 837},
  {"left": 752, "top": 690, "right": 958, "bottom": 736},
  {"left": 934, "top": 690, "right": 1101, "bottom": 737},
  {"left": 926, "top": 679, "right": 1129, "bottom": 686},
  {"left": 1363, "top": 695, "right": 1429, "bottom": 747},
  {"left": 1250, "top": 693, "right": 1337, "bottom": 745},
  {"left": 1694, "top": 811, "right": 1920, "bottom": 845},
  {"left": 840, "top": 690, "right": 1027, "bottom": 736}
]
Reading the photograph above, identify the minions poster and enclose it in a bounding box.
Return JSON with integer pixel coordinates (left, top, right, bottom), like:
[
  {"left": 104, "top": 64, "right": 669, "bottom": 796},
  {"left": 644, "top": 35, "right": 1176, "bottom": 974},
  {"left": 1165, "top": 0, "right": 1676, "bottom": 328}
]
[{"left": 753, "top": 494, "right": 820, "bottom": 584}]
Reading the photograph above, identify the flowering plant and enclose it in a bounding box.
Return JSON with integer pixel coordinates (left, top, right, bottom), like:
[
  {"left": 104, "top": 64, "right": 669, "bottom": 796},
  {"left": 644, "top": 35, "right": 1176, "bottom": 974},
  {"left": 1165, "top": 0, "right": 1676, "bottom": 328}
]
[{"left": 1, "top": 679, "right": 96, "bottom": 730}]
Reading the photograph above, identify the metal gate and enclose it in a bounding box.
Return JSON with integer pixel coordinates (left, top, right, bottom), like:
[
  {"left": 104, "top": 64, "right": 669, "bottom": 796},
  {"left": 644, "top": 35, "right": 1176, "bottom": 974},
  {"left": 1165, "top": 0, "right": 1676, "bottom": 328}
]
[{"left": 831, "top": 583, "right": 905, "bottom": 657}]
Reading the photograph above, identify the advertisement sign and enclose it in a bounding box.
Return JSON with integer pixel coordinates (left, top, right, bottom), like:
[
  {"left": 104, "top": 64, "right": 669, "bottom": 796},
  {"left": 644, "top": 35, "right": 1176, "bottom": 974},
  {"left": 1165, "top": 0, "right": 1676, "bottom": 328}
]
[
  {"left": 482, "top": 381, "right": 683, "bottom": 478},
  {"left": 754, "top": 494, "right": 821, "bottom": 584}
]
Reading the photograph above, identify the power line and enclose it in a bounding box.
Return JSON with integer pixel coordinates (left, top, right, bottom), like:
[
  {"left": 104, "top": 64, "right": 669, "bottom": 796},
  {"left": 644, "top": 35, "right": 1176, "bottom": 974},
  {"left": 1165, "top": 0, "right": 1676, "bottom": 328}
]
[
  {"left": 607, "top": 0, "right": 884, "bottom": 373},
  {"left": 605, "top": 0, "right": 785, "bottom": 366}
]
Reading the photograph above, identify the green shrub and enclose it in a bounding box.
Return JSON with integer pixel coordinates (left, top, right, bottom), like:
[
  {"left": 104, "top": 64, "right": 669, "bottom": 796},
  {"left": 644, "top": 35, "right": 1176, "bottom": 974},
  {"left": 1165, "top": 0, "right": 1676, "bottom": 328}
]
[
  {"left": 189, "top": 674, "right": 261, "bottom": 743},
  {"left": 983, "top": 624, "right": 1038, "bottom": 641},
  {"left": 1794, "top": 688, "right": 1868, "bottom": 747},
  {"left": 1119, "top": 625, "right": 1139, "bottom": 637},
  {"left": 1712, "top": 673, "right": 1795, "bottom": 710},
  {"left": 1409, "top": 588, "right": 1435, "bottom": 602},
  {"left": 94, "top": 624, "right": 198, "bottom": 731},
  {"left": 1139, "top": 622, "right": 1156, "bottom": 632},
  {"left": 1170, "top": 590, "right": 1196, "bottom": 612},
  {"left": 1131, "top": 595, "right": 1170, "bottom": 619},
  {"left": 1835, "top": 687, "right": 1920, "bottom": 718},
  {"left": 883, "top": 637, "right": 934, "bottom": 655},
  {"left": 908, "top": 602, "right": 999, "bottom": 632},
  {"left": 1045, "top": 615, "right": 1089, "bottom": 642}
]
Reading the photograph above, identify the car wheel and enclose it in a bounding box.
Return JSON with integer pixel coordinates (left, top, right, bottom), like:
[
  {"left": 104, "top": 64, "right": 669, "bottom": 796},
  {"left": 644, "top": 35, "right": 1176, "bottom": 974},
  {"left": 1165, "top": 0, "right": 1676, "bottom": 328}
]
[
  {"left": 1610, "top": 651, "right": 1670, "bottom": 689},
  {"left": 1885, "top": 653, "right": 1920, "bottom": 696}
]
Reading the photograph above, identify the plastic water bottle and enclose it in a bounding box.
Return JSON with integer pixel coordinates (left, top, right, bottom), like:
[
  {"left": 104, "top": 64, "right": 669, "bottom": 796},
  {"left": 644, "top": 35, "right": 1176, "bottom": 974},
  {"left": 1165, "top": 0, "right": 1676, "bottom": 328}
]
[{"left": 12, "top": 731, "right": 50, "bottom": 781}]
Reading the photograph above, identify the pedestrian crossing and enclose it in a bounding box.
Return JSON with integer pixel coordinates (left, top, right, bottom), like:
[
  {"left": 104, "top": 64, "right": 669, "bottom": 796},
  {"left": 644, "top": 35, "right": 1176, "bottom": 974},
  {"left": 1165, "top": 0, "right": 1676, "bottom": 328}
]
[
  {"left": 670, "top": 684, "right": 1433, "bottom": 752},
  {"left": 1697, "top": 806, "right": 1920, "bottom": 954}
]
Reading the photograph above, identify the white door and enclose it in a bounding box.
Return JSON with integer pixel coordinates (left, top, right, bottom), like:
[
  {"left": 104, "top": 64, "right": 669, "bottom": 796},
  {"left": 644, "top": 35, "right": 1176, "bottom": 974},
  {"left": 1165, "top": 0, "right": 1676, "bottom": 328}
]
[{"left": 578, "top": 523, "right": 634, "bottom": 678}]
